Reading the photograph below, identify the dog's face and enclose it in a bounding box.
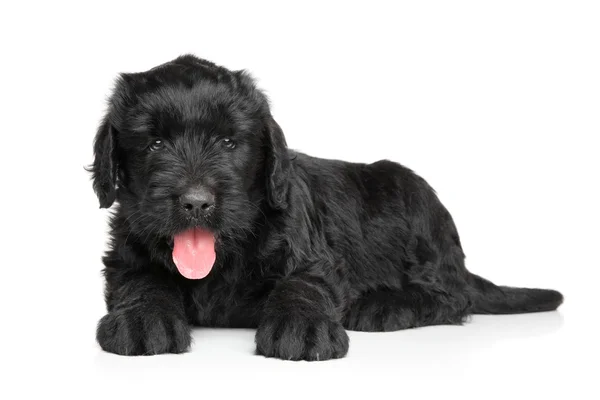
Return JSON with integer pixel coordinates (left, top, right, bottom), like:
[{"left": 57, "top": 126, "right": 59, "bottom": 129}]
[{"left": 90, "top": 56, "right": 290, "bottom": 248}]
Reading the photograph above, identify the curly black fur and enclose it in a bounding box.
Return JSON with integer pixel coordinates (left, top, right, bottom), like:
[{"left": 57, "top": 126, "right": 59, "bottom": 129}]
[{"left": 90, "top": 55, "right": 563, "bottom": 360}]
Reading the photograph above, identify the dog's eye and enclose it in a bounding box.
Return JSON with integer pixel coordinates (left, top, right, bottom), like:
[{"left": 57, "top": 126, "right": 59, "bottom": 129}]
[
  {"left": 222, "top": 138, "right": 236, "bottom": 149},
  {"left": 148, "top": 139, "right": 164, "bottom": 152}
]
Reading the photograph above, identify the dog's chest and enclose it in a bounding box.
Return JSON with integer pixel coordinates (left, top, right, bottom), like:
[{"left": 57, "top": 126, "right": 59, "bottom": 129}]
[{"left": 186, "top": 268, "right": 272, "bottom": 328}]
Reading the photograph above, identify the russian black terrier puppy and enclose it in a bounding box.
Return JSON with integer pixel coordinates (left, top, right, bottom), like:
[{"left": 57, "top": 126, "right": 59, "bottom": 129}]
[{"left": 90, "top": 55, "right": 563, "bottom": 360}]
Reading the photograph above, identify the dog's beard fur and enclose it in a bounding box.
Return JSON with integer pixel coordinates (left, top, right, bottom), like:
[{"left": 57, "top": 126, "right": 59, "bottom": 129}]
[{"left": 90, "top": 55, "right": 563, "bottom": 360}]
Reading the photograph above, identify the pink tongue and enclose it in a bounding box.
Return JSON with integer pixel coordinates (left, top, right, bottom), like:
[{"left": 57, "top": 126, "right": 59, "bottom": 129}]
[{"left": 172, "top": 228, "right": 216, "bottom": 279}]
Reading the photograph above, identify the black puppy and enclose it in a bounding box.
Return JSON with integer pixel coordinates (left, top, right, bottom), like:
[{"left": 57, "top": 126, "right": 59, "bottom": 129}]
[{"left": 90, "top": 55, "right": 563, "bottom": 360}]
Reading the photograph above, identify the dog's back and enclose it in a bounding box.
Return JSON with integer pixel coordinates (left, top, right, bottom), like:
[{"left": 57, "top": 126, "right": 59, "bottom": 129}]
[{"left": 290, "top": 151, "right": 562, "bottom": 318}]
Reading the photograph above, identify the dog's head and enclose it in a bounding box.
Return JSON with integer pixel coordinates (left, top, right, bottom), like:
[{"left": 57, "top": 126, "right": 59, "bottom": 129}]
[{"left": 90, "top": 55, "right": 290, "bottom": 278}]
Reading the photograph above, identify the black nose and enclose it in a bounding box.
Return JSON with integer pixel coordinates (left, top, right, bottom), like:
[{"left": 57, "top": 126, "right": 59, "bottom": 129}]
[{"left": 180, "top": 187, "right": 215, "bottom": 216}]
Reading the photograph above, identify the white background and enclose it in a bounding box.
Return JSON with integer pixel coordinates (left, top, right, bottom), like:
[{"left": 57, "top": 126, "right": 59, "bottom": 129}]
[{"left": 1, "top": 1, "right": 598, "bottom": 399}]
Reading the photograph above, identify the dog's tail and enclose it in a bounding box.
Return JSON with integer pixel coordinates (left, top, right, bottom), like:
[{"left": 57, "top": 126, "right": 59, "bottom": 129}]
[{"left": 469, "top": 273, "right": 563, "bottom": 314}]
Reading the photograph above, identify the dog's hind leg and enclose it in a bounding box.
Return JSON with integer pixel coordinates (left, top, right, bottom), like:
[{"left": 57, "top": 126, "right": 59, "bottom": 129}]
[{"left": 342, "top": 287, "right": 470, "bottom": 332}]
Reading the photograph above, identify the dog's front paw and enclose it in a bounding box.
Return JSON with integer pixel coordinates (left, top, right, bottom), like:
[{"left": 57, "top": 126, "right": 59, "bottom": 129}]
[
  {"left": 97, "top": 306, "right": 191, "bottom": 356},
  {"left": 255, "top": 314, "right": 349, "bottom": 361}
]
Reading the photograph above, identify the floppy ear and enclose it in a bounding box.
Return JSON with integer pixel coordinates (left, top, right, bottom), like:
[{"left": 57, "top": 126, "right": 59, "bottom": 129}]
[
  {"left": 264, "top": 116, "right": 291, "bottom": 210},
  {"left": 90, "top": 116, "right": 118, "bottom": 208}
]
